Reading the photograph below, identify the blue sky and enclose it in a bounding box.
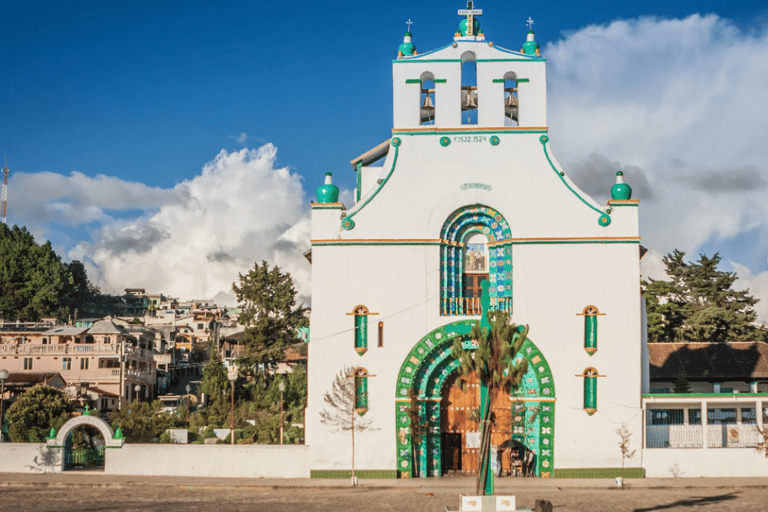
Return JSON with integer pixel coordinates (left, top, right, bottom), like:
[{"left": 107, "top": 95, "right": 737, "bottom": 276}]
[{"left": 2, "top": 1, "right": 768, "bottom": 317}]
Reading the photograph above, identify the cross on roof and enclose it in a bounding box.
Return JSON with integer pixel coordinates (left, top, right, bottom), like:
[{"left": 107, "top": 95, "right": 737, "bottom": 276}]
[
  {"left": 406, "top": 19, "right": 413, "bottom": 32},
  {"left": 526, "top": 17, "right": 534, "bottom": 30},
  {"left": 458, "top": 1, "right": 482, "bottom": 36}
]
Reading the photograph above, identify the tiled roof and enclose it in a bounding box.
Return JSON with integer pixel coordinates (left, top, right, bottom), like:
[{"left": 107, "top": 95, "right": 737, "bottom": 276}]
[
  {"left": 87, "top": 386, "right": 119, "bottom": 398},
  {"left": 4, "top": 372, "right": 62, "bottom": 386},
  {"left": 88, "top": 318, "right": 129, "bottom": 335},
  {"left": 44, "top": 326, "right": 88, "bottom": 336},
  {"left": 649, "top": 342, "right": 768, "bottom": 381}
]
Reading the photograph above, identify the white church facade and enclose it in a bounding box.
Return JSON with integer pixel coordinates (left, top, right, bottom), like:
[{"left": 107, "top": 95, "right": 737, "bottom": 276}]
[{"left": 306, "top": 5, "right": 768, "bottom": 479}]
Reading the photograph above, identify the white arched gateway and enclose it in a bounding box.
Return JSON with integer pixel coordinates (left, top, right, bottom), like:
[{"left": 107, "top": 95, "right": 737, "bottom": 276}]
[{"left": 46, "top": 414, "right": 124, "bottom": 470}]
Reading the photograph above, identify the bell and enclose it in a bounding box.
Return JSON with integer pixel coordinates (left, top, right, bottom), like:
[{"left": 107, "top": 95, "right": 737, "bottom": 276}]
[
  {"left": 464, "top": 89, "right": 477, "bottom": 109},
  {"left": 422, "top": 92, "right": 435, "bottom": 112}
]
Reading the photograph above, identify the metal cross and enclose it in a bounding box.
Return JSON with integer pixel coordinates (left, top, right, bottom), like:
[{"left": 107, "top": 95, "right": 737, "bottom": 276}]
[
  {"left": 526, "top": 17, "right": 534, "bottom": 30},
  {"left": 406, "top": 19, "right": 413, "bottom": 32}
]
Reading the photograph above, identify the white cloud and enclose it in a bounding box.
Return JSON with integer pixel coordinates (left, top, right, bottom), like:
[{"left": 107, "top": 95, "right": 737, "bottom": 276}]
[
  {"left": 731, "top": 262, "right": 768, "bottom": 325},
  {"left": 69, "top": 144, "right": 311, "bottom": 306},
  {"left": 546, "top": 14, "right": 768, "bottom": 281}
]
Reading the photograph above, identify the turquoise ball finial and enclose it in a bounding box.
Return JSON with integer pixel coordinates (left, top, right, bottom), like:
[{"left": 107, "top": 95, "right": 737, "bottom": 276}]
[
  {"left": 610, "top": 171, "right": 632, "bottom": 200},
  {"left": 316, "top": 172, "right": 340, "bottom": 204}
]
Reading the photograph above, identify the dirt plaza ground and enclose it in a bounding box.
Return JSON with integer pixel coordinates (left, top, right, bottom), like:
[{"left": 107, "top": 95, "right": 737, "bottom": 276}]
[{"left": 2, "top": 473, "right": 768, "bottom": 512}]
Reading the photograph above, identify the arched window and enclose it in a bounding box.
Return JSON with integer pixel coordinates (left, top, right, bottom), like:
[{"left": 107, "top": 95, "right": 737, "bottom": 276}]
[
  {"left": 578, "top": 305, "right": 604, "bottom": 355},
  {"left": 354, "top": 367, "right": 369, "bottom": 414},
  {"left": 348, "top": 305, "right": 377, "bottom": 355},
  {"left": 440, "top": 205, "right": 512, "bottom": 316},
  {"left": 577, "top": 367, "right": 605, "bottom": 415},
  {"left": 420, "top": 71, "right": 435, "bottom": 125},
  {"left": 461, "top": 52, "right": 477, "bottom": 125},
  {"left": 503, "top": 71, "right": 518, "bottom": 126}
]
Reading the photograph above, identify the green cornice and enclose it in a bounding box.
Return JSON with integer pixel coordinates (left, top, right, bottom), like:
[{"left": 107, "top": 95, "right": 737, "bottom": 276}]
[
  {"left": 311, "top": 238, "right": 639, "bottom": 247},
  {"left": 408, "top": 78, "right": 447, "bottom": 83},
  {"left": 643, "top": 393, "right": 768, "bottom": 398},
  {"left": 341, "top": 139, "right": 400, "bottom": 230},
  {"left": 477, "top": 58, "right": 545, "bottom": 62},
  {"left": 393, "top": 59, "right": 462, "bottom": 63},
  {"left": 311, "top": 203, "right": 344, "bottom": 210},
  {"left": 405, "top": 79, "right": 421, "bottom": 84},
  {"left": 493, "top": 78, "right": 529, "bottom": 83},
  {"left": 434, "top": 79, "right": 447, "bottom": 83},
  {"left": 539, "top": 135, "right": 611, "bottom": 227}
]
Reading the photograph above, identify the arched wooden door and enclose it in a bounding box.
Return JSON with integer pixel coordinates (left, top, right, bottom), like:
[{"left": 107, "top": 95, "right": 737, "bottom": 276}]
[{"left": 441, "top": 371, "right": 515, "bottom": 475}]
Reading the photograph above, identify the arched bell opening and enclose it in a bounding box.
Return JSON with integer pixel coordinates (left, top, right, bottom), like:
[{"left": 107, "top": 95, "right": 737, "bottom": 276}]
[
  {"left": 503, "top": 71, "right": 519, "bottom": 126},
  {"left": 420, "top": 71, "right": 436, "bottom": 125},
  {"left": 461, "top": 52, "right": 478, "bottom": 125}
]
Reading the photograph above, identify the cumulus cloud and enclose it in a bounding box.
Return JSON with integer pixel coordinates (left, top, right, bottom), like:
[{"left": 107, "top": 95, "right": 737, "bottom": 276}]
[
  {"left": 546, "top": 14, "right": 768, "bottom": 282},
  {"left": 69, "top": 144, "right": 311, "bottom": 306},
  {"left": 731, "top": 262, "right": 768, "bottom": 324},
  {"left": 11, "top": 171, "right": 175, "bottom": 227}
]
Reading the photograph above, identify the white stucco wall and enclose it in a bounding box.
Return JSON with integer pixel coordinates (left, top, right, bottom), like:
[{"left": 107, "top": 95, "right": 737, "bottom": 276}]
[
  {"left": 106, "top": 445, "right": 310, "bottom": 478},
  {"left": 0, "top": 444, "right": 62, "bottom": 473},
  {"left": 643, "top": 448, "right": 768, "bottom": 477}
]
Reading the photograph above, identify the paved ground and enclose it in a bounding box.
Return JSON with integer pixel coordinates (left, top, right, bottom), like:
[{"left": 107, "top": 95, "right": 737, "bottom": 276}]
[{"left": 2, "top": 473, "right": 768, "bottom": 511}]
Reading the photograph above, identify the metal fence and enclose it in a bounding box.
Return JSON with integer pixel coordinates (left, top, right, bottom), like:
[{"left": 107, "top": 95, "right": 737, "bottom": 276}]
[{"left": 646, "top": 407, "right": 763, "bottom": 449}]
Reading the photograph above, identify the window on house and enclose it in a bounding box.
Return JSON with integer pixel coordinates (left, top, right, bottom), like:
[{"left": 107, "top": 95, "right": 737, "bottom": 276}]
[
  {"left": 80, "top": 358, "right": 89, "bottom": 370},
  {"left": 104, "top": 336, "right": 111, "bottom": 344},
  {"left": 62, "top": 357, "right": 72, "bottom": 370},
  {"left": 24, "top": 357, "right": 33, "bottom": 370},
  {"left": 461, "top": 52, "right": 478, "bottom": 125},
  {"left": 354, "top": 367, "right": 369, "bottom": 414},
  {"left": 197, "top": 323, "right": 204, "bottom": 330}
]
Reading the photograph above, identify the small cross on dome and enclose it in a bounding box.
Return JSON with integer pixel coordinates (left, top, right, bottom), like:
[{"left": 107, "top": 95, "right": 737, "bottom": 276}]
[
  {"left": 526, "top": 17, "right": 534, "bottom": 30},
  {"left": 406, "top": 19, "right": 413, "bottom": 32}
]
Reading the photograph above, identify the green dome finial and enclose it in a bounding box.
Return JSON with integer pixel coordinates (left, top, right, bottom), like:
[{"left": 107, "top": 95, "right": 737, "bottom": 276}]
[
  {"left": 316, "top": 172, "right": 340, "bottom": 204},
  {"left": 611, "top": 171, "right": 632, "bottom": 200},
  {"left": 397, "top": 29, "right": 417, "bottom": 58}
]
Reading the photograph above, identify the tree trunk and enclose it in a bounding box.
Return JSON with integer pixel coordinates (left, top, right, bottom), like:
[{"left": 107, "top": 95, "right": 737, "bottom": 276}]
[
  {"left": 351, "top": 406, "right": 356, "bottom": 486},
  {"left": 475, "top": 393, "right": 492, "bottom": 495}
]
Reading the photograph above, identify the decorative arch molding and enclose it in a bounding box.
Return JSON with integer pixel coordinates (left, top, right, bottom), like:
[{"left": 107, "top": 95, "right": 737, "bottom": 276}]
[
  {"left": 47, "top": 415, "right": 124, "bottom": 449},
  {"left": 440, "top": 204, "right": 513, "bottom": 315},
  {"left": 394, "top": 320, "right": 555, "bottom": 478}
]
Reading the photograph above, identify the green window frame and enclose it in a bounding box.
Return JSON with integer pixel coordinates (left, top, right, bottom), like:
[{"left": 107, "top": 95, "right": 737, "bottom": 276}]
[
  {"left": 354, "top": 367, "right": 369, "bottom": 414},
  {"left": 579, "top": 305, "right": 604, "bottom": 355}
]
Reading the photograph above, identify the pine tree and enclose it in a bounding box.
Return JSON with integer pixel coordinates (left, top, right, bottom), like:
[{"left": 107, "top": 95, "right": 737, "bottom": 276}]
[
  {"left": 232, "top": 261, "right": 308, "bottom": 371},
  {"left": 643, "top": 250, "right": 764, "bottom": 343}
]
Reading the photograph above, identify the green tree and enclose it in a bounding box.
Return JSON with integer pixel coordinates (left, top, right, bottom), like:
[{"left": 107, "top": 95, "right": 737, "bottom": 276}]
[
  {"left": 643, "top": 250, "right": 764, "bottom": 343},
  {"left": 451, "top": 310, "right": 529, "bottom": 495},
  {"left": 673, "top": 376, "right": 692, "bottom": 393},
  {"left": 199, "top": 354, "right": 229, "bottom": 402},
  {"left": 232, "top": 262, "right": 308, "bottom": 371},
  {"left": 5, "top": 385, "right": 74, "bottom": 442},
  {"left": 110, "top": 400, "right": 182, "bottom": 443}
]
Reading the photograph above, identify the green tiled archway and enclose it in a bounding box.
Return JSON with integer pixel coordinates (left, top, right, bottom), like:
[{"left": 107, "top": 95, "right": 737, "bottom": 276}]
[{"left": 394, "top": 320, "right": 556, "bottom": 478}]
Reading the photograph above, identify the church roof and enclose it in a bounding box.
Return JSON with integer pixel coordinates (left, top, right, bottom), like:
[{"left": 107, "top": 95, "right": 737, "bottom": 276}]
[{"left": 649, "top": 342, "right": 768, "bottom": 381}]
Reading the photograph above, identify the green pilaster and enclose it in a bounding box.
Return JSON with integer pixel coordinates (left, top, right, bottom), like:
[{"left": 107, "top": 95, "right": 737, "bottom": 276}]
[{"left": 355, "top": 161, "right": 362, "bottom": 202}]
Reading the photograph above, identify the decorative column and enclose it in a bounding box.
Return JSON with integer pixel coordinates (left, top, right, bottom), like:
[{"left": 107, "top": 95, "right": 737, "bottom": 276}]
[
  {"left": 576, "top": 367, "right": 605, "bottom": 415},
  {"left": 577, "top": 306, "right": 604, "bottom": 355},
  {"left": 701, "top": 401, "right": 708, "bottom": 449}
]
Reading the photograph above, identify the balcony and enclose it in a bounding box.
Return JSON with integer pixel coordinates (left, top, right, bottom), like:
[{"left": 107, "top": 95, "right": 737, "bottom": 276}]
[
  {"left": 440, "top": 297, "right": 512, "bottom": 316},
  {"left": 0, "top": 343, "right": 153, "bottom": 359}
]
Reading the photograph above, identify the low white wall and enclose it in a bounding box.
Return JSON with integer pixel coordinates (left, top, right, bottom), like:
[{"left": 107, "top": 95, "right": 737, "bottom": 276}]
[
  {"left": 106, "top": 444, "right": 310, "bottom": 478},
  {"left": 643, "top": 448, "right": 768, "bottom": 477},
  {"left": 0, "top": 444, "right": 62, "bottom": 473}
]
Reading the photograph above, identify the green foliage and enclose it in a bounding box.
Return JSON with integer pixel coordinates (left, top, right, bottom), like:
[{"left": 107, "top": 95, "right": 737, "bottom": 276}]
[
  {"left": 5, "top": 385, "right": 74, "bottom": 442},
  {"left": 110, "top": 400, "right": 184, "bottom": 443},
  {"left": 643, "top": 250, "right": 764, "bottom": 343},
  {"left": 450, "top": 310, "right": 529, "bottom": 494},
  {"left": 673, "top": 376, "right": 692, "bottom": 393},
  {"left": 0, "top": 224, "right": 123, "bottom": 321},
  {"left": 199, "top": 355, "right": 229, "bottom": 402},
  {"left": 233, "top": 261, "right": 308, "bottom": 370}
]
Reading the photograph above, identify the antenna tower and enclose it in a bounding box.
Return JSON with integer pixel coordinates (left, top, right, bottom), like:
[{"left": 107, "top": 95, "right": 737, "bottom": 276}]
[{"left": 2, "top": 156, "right": 8, "bottom": 224}]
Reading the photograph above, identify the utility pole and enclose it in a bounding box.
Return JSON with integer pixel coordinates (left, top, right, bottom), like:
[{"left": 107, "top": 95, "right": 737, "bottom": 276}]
[{"left": 1, "top": 156, "right": 9, "bottom": 225}]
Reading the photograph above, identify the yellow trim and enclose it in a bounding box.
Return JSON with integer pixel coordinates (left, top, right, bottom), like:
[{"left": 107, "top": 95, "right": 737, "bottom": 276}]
[
  {"left": 576, "top": 305, "right": 606, "bottom": 316},
  {"left": 391, "top": 126, "right": 548, "bottom": 133},
  {"left": 608, "top": 199, "right": 640, "bottom": 205},
  {"left": 311, "top": 202, "right": 346, "bottom": 207},
  {"left": 490, "top": 236, "right": 641, "bottom": 244}
]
